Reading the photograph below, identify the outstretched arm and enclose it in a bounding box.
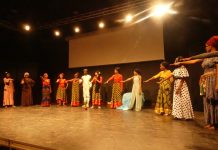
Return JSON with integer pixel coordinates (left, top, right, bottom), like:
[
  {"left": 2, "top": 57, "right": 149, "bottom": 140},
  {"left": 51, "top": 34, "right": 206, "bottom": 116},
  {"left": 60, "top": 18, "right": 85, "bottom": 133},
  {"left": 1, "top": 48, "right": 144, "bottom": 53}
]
[
  {"left": 105, "top": 75, "right": 114, "bottom": 84},
  {"left": 191, "top": 51, "right": 218, "bottom": 60},
  {"left": 144, "top": 77, "right": 155, "bottom": 83},
  {"left": 172, "top": 59, "right": 203, "bottom": 66},
  {"left": 122, "top": 76, "right": 134, "bottom": 83},
  {"left": 159, "top": 73, "right": 173, "bottom": 84}
]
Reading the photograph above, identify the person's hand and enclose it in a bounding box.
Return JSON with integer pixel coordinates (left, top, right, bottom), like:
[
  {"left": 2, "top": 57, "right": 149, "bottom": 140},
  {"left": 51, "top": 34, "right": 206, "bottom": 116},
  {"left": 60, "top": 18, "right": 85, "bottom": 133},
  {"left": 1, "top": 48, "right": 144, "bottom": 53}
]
[
  {"left": 144, "top": 80, "right": 149, "bottom": 83},
  {"left": 157, "top": 81, "right": 163, "bottom": 84},
  {"left": 105, "top": 81, "right": 108, "bottom": 84},
  {"left": 171, "top": 62, "right": 181, "bottom": 66}
]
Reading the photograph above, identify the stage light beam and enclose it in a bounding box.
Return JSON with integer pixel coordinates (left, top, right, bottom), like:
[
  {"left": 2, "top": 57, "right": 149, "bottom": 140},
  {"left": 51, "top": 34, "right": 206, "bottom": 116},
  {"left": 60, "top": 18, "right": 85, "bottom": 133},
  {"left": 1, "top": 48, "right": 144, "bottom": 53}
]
[
  {"left": 151, "top": 3, "right": 177, "bottom": 17},
  {"left": 125, "top": 14, "right": 133, "bottom": 23}
]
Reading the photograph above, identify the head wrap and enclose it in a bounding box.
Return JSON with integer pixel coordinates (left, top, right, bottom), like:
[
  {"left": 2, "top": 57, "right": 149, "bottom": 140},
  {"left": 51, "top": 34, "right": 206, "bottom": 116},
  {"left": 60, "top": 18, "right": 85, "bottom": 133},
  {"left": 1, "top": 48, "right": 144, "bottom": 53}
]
[
  {"left": 206, "top": 36, "right": 218, "bottom": 48},
  {"left": 24, "top": 72, "right": 29, "bottom": 77}
]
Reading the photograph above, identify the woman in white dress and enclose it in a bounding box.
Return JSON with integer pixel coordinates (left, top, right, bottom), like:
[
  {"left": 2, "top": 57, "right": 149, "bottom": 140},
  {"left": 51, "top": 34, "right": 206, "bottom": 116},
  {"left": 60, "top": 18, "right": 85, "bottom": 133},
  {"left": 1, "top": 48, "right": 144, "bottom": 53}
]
[
  {"left": 3, "top": 72, "right": 15, "bottom": 108},
  {"left": 161, "top": 57, "right": 194, "bottom": 119},
  {"left": 122, "top": 69, "right": 143, "bottom": 111}
]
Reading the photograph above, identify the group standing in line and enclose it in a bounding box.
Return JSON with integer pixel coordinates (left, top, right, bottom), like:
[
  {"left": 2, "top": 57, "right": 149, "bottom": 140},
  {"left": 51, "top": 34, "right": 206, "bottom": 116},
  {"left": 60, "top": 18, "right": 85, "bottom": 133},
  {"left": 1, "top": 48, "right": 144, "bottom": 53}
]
[{"left": 2, "top": 35, "right": 218, "bottom": 130}]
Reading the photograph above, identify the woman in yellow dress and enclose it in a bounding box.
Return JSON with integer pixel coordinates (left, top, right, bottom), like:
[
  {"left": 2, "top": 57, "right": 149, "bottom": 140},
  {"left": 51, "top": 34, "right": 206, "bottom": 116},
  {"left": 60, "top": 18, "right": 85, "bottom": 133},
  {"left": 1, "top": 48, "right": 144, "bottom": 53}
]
[{"left": 144, "top": 61, "right": 173, "bottom": 115}]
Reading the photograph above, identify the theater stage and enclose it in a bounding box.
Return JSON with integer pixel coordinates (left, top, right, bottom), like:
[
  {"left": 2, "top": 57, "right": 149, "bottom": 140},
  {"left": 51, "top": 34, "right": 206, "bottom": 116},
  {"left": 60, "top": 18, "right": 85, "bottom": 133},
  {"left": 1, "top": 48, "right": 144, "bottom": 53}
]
[{"left": 0, "top": 106, "right": 218, "bottom": 150}]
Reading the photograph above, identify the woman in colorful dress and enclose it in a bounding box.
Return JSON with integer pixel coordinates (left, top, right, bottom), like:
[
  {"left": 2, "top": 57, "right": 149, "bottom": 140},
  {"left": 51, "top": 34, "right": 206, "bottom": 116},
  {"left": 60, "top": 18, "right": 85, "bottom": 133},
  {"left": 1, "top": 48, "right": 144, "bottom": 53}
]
[
  {"left": 56, "top": 73, "right": 68, "bottom": 106},
  {"left": 40, "top": 73, "right": 51, "bottom": 107},
  {"left": 105, "top": 67, "right": 123, "bottom": 109},
  {"left": 68, "top": 72, "right": 80, "bottom": 107},
  {"left": 3, "top": 72, "right": 15, "bottom": 108},
  {"left": 173, "top": 36, "right": 218, "bottom": 129},
  {"left": 122, "top": 69, "right": 143, "bottom": 111},
  {"left": 21, "top": 72, "right": 35, "bottom": 106},
  {"left": 161, "top": 57, "right": 194, "bottom": 120},
  {"left": 144, "top": 61, "right": 173, "bottom": 115},
  {"left": 91, "top": 71, "right": 103, "bottom": 109}
]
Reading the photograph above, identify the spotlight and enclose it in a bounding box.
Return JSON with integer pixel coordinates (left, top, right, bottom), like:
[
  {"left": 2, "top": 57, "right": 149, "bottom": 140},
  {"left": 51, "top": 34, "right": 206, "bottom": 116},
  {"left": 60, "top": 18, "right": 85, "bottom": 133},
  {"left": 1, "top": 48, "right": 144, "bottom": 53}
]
[
  {"left": 98, "top": 22, "right": 105, "bottom": 29},
  {"left": 74, "top": 27, "right": 80, "bottom": 33},
  {"left": 23, "top": 24, "right": 31, "bottom": 31},
  {"left": 125, "top": 14, "right": 133, "bottom": 23},
  {"left": 151, "top": 3, "right": 177, "bottom": 17},
  {"left": 54, "top": 30, "right": 61, "bottom": 37}
]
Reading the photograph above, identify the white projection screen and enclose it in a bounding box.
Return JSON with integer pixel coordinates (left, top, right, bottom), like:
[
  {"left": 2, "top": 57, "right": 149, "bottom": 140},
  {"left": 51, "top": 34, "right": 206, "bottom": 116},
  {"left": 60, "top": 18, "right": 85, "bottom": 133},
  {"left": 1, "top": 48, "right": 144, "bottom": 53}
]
[{"left": 68, "top": 20, "right": 164, "bottom": 68}]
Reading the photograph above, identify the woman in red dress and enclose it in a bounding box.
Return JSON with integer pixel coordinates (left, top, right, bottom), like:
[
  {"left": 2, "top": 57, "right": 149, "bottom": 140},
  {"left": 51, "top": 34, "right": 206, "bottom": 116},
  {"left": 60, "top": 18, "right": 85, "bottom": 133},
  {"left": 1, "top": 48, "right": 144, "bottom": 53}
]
[{"left": 106, "top": 67, "right": 123, "bottom": 108}]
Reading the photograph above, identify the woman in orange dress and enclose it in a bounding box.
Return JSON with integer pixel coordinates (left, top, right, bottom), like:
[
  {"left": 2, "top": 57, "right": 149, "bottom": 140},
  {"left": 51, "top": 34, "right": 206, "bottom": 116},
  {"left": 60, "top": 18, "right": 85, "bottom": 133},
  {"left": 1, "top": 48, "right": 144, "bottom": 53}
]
[
  {"left": 106, "top": 67, "right": 123, "bottom": 109},
  {"left": 68, "top": 72, "right": 80, "bottom": 107},
  {"left": 56, "top": 73, "right": 68, "bottom": 106}
]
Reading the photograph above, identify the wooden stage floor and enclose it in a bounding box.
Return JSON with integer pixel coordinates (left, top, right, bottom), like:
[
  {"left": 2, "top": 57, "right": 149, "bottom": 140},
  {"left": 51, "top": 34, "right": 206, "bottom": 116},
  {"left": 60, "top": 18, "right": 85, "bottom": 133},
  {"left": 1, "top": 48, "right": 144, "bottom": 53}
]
[{"left": 0, "top": 106, "right": 218, "bottom": 150}]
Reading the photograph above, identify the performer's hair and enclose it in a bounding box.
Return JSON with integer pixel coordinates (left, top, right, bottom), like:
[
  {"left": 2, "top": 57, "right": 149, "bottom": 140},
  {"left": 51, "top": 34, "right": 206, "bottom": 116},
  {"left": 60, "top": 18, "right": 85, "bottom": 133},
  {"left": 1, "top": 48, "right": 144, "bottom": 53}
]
[
  {"left": 95, "top": 71, "right": 101, "bottom": 76},
  {"left": 161, "top": 61, "right": 170, "bottom": 69},
  {"left": 59, "top": 73, "right": 64, "bottom": 78},
  {"left": 134, "top": 68, "right": 141, "bottom": 75},
  {"left": 5, "top": 72, "right": 10, "bottom": 77},
  {"left": 115, "top": 67, "right": 120, "bottom": 73}
]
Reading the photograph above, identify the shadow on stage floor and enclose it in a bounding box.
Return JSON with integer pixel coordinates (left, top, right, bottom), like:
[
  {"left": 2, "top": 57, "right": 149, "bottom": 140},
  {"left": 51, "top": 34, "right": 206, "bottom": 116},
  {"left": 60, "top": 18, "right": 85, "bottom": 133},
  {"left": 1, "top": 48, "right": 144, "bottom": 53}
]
[{"left": 0, "top": 106, "right": 217, "bottom": 150}]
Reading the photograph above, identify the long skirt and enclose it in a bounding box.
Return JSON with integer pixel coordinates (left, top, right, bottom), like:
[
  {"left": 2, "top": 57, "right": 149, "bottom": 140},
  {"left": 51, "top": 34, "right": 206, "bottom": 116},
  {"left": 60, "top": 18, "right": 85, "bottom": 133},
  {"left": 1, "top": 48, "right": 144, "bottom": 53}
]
[
  {"left": 92, "top": 84, "right": 101, "bottom": 106},
  {"left": 21, "top": 88, "right": 33, "bottom": 106},
  {"left": 56, "top": 87, "right": 67, "bottom": 105},
  {"left": 155, "top": 79, "right": 172, "bottom": 115},
  {"left": 71, "top": 82, "right": 80, "bottom": 106},
  {"left": 202, "top": 73, "right": 218, "bottom": 126},
  {"left": 41, "top": 86, "right": 51, "bottom": 107},
  {"left": 3, "top": 86, "right": 14, "bottom": 106},
  {"left": 110, "top": 83, "right": 122, "bottom": 108},
  {"left": 172, "top": 79, "right": 194, "bottom": 119}
]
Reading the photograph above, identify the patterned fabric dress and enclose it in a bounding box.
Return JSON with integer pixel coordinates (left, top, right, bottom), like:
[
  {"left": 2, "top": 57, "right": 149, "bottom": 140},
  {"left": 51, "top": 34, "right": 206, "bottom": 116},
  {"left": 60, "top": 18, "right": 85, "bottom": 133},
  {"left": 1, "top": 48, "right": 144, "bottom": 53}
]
[
  {"left": 92, "top": 76, "right": 103, "bottom": 106},
  {"left": 201, "top": 57, "right": 218, "bottom": 126},
  {"left": 153, "top": 70, "right": 173, "bottom": 115},
  {"left": 41, "top": 79, "right": 51, "bottom": 107},
  {"left": 172, "top": 66, "right": 194, "bottom": 119},
  {"left": 21, "top": 78, "right": 35, "bottom": 106},
  {"left": 56, "top": 79, "right": 67, "bottom": 105},
  {"left": 3, "top": 78, "right": 14, "bottom": 106},
  {"left": 108, "top": 74, "right": 123, "bottom": 108},
  {"left": 71, "top": 79, "right": 80, "bottom": 107}
]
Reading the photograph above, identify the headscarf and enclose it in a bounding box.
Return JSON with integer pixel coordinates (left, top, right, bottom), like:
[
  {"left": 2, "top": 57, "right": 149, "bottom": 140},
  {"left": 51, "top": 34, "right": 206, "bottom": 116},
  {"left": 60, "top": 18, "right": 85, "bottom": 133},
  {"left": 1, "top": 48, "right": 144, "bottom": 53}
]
[
  {"left": 206, "top": 36, "right": 218, "bottom": 48},
  {"left": 24, "top": 72, "right": 29, "bottom": 77}
]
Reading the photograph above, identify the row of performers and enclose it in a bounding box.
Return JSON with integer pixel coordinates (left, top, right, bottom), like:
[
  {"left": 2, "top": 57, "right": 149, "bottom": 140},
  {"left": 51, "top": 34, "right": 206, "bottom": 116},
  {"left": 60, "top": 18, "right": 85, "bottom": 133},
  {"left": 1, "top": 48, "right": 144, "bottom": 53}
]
[
  {"left": 3, "top": 35, "right": 218, "bottom": 130},
  {"left": 2, "top": 61, "right": 195, "bottom": 118},
  {"left": 3, "top": 68, "right": 142, "bottom": 110}
]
